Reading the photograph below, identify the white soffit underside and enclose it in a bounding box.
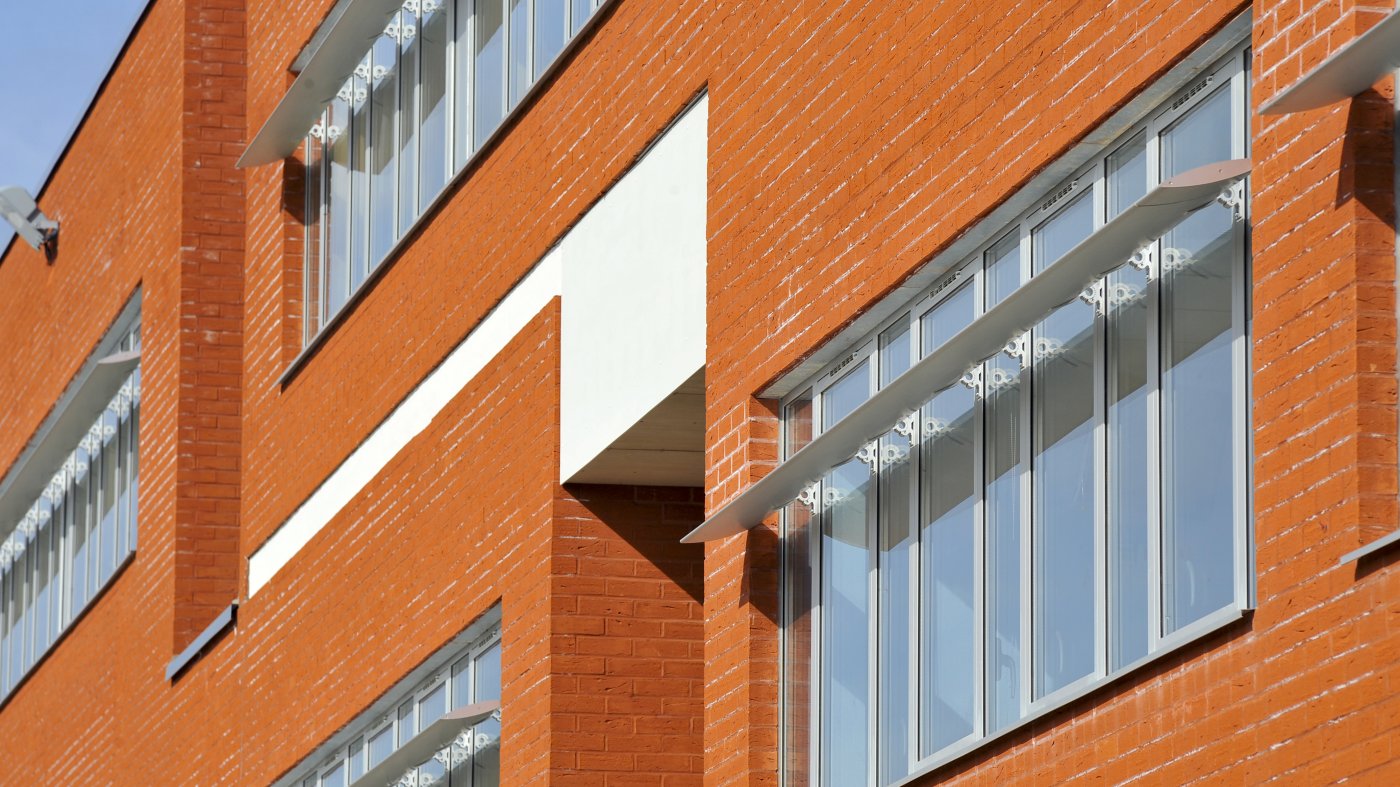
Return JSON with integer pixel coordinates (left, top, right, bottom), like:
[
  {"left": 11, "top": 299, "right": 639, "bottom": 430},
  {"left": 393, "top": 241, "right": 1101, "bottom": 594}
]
[{"left": 559, "top": 94, "right": 708, "bottom": 485}]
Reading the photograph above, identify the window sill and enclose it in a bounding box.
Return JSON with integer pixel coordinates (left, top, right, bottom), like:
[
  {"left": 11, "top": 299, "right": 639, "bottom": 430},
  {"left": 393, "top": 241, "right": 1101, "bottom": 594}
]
[
  {"left": 1339, "top": 528, "right": 1400, "bottom": 565},
  {"left": 0, "top": 549, "right": 136, "bottom": 711}
]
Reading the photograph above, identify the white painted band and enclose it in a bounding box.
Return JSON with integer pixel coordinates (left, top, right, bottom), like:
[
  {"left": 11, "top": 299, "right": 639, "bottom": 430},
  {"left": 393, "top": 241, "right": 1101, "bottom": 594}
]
[{"left": 248, "top": 251, "right": 563, "bottom": 595}]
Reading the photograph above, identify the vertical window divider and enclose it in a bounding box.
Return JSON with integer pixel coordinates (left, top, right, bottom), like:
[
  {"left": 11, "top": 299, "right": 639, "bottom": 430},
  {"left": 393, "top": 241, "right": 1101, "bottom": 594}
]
[
  {"left": 862, "top": 364, "right": 873, "bottom": 784},
  {"left": 903, "top": 315, "right": 920, "bottom": 776},
  {"left": 1229, "top": 63, "right": 1253, "bottom": 612},
  {"left": 1090, "top": 176, "right": 1111, "bottom": 683},
  {"left": 1015, "top": 323, "right": 1032, "bottom": 721},
  {"left": 445, "top": 0, "right": 457, "bottom": 182},
  {"left": 970, "top": 265, "right": 988, "bottom": 746}
]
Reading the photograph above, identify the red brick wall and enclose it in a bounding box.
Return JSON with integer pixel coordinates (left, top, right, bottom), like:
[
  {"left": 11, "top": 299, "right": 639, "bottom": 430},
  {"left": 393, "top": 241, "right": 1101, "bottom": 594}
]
[
  {"left": 174, "top": 0, "right": 247, "bottom": 652},
  {"left": 1, "top": 0, "right": 1399, "bottom": 785}
]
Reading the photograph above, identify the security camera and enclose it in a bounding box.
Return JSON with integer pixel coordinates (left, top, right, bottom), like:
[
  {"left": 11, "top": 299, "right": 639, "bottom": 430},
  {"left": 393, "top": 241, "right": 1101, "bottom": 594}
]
[{"left": 0, "top": 185, "right": 59, "bottom": 263}]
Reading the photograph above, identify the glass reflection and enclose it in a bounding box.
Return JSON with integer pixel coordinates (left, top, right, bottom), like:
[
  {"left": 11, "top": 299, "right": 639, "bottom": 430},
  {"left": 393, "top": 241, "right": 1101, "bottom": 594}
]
[
  {"left": 1108, "top": 265, "right": 1150, "bottom": 667},
  {"left": 1107, "top": 132, "right": 1147, "bottom": 220},
  {"left": 1032, "top": 300, "right": 1097, "bottom": 698},
  {"left": 877, "top": 328, "right": 913, "bottom": 784},
  {"left": 325, "top": 95, "right": 351, "bottom": 319},
  {"left": 509, "top": 0, "right": 530, "bottom": 106},
  {"left": 920, "top": 383, "right": 976, "bottom": 755},
  {"left": 350, "top": 62, "right": 371, "bottom": 285},
  {"left": 420, "top": 3, "right": 450, "bottom": 208},
  {"left": 820, "top": 361, "right": 871, "bottom": 786},
  {"left": 369, "top": 29, "right": 398, "bottom": 263},
  {"left": 572, "top": 0, "right": 593, "bottom": 35},
  {"left": 398, "top": 11, "right": 420, "bottom": 233},
  {"left": 1034, "top": 191, "right": 1093, "bottom": 274},
  {"left": 985, "top": 353, "right": 1022, "bottom": 731},
  {"left": 304, "top": 130, "right": 324, "bottom": 340},
  {"left": 923, "top": 283, "right": 975, "bottom": 357},
  {"left": 1161, "top": 84, "right": 1237, "bottom": 635},
  {"left": 985, "top": 233, "right": 1020, "bottom": 309},
  {"left": 536, "top": 0, "right": 568, "bottom": 75},
  {"left": 475, "top": 0, "right": 506, "bottom": 144}
]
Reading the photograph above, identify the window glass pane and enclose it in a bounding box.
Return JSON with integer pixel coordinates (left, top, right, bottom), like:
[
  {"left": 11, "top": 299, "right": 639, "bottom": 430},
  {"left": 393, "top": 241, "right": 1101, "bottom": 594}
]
[
  {"left": 1108, "top": 265, "right": 1150, "bottom": 668},
  {"left": 420, "top": 681, "right": 448, "bottom": 726},
  {"left": 1162, "top": 85, "right": 1232, "bottom": 177},
  {"left": 304, "top": 130, "right": 324, "bottom": 341},
  {"left": 508, "top": 0, "right": 530, "bottom": 106},
  {"left": 782, "top": 495, "right": 814, "bottom": 786},
  {"left": 99, "top": 414, "right": 120, "bottom": 586},
  {"left": 321, "top": 760, "right": 345, "bottom": 787},
  {"left": 473, "top": 642, "right": 503, "bottom": 787},
  {"left": 984, "top": 233, "right": 1021, "bottom": 309},
  {"left": 325, "top": 93, "right": 352, "bottom": 319},
  {"left": 880, "top": 320, "right": 910, "bottom": 387},
  {"left": 535, "top": 0, "right": 567, "bottom": 75},
  {"left": 785, "top": 391, "right": 813, "bottom": 458},
  {"left": 1032, "top": 300, "right": 1097, "bottom": 698},
  {"left": 922, "top": 282, "right": 975, "bottom": 359},
  {"left": 571, "top": 0, "right": 592, "bottom": 35},
  {"left": 919, "top": 383, "right": 976, "bottom": 756},
  {"left": 71, "top": 452, "right": 91, "bottom": 614},
  {"left": 822, "top": 360, "right": 869, "bottom": 429},
  {"left": 398, "top": 699, "right": 417, "bottom": 746},
  {"left": 1033, "top": 190, "right": 1093, "bottom": 274},
  {"left": 16, "top": 548, "right": 29, "bottom": 674},
  {"left": 985, "top": 353, "right": 1022, "bottom": 732},
  {"left": 49, "top": 501, "right": 66, "bottom": 635},
  {"left": 454, "top": 0, "right": 474, "bottom": 168},
  {"left": 419, "top": 2, "right": 450, "bottom": 209},
  {"left": 820, "top": 456, "right": 872, "bottom": 786},
  {"left": 876, "top": 421, "right": 913, "bottom": 784},
  {"left": 475, "top": 0, "right": 506, "bottom": 145},
  {"left": 1107, "top": 132, "right": 1147, "bottom": 220},
  {"left": 350, "top": 60, "right": 371, "bottom": 286},
  {"left": 125, "top": 397, "right": 140, "bottom": 553},
  {"left": 32, "top": 521, "right": 50, "bottom": 655},
  {"left": 1, "top": 572, "right": 10, "bottom": 694},
  {"left": 1161, "top": 85, "right": 1237, "bottom": 634},
  {"left": 348, "top": 738, "right": 365, "bottom": 781},
  {"left": 367, "top": 725, "right": 393, "bottom": 769},
  {"left": 398, "top": 12, "right": 421, "bottom": 233},
  {"left": 369, "top": 28, "right": 399, "bottom": 264}
]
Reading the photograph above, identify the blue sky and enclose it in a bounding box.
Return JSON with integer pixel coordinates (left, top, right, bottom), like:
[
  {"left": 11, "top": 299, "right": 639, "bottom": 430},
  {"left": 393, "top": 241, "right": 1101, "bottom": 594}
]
[{"left": 0, "top": 0, "right": 149, "bottom": 250}]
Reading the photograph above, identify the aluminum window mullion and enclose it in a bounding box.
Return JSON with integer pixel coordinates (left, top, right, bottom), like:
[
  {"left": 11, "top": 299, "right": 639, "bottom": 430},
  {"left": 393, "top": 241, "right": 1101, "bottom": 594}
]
[
  {"left": 902, "top": 314, "right": 920, "bottom": 777},
  {"left": 1091, "top": 176, "right": 1110, "bottom": 683},
  {"left": 412, "top": 7, "right": 426, "bottom": 218},
  {"left": 1016, "top": 224, "right": 1033, "bottom": 722},
  {"left": 1229, "top": 57, "right": 1253, "bottom": 613},
  {"left": 445, "top": 0, "right": 457, "bottom": 181},
  {"left": 865, "top": 369, "right": 878, "bottom": 787}
]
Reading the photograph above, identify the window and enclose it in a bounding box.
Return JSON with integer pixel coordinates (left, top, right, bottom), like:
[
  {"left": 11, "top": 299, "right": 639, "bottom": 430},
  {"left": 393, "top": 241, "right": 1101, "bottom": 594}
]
[
  {"left": 782, "top": 48, "right": 1251, "bottom": 785},
  {"left": 0, "top": 314, "right": 141, "bottom": 703},
  {"left": 286, "top": 615, "right": 502, "bottom": 787},
  {"left": 302, "top": 0, "right": 606, "bottom": 344}
]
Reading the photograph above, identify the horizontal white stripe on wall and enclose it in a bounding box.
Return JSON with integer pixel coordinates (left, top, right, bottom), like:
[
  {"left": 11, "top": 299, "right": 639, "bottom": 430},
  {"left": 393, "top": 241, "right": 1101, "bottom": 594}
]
[{"left": 248, "top": 251, "right": 563, "bottom": 596}]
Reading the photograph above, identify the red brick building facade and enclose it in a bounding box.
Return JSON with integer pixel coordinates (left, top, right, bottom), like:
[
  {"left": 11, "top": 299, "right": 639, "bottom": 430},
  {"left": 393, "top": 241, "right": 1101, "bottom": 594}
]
[{"left": 0, "top": 0, "right": 1397, "bottom": 784}]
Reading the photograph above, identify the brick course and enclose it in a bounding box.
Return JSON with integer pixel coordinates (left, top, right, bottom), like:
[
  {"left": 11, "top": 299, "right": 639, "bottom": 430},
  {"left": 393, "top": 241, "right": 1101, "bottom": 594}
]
[{"left": 0, "top": 0, "right": 1397, "bottom": 784}]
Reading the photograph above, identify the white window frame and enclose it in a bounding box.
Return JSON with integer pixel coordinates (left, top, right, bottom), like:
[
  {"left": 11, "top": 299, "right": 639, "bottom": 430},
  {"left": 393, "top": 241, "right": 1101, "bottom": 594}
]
[
  {"left": 780, "top": 44, "right": 1254, "bottom": 787},
  {"left": 282, "top": 608, "right": 503, "bottom": 787}
]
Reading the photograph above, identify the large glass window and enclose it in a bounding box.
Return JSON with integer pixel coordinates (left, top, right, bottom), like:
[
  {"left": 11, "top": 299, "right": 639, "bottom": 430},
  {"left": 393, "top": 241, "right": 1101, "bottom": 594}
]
[
  {"left": 303, "top": 0, "right": 604, "bottom": 344},
  {"left": 288, "top": 617, "right": 502, "bottom": 787},
  {"left": 0, "top": 316, "right": 141, "bottom": 702},
  {"left": 781, "top": 48, "right": 1251, "bottom": 784}
]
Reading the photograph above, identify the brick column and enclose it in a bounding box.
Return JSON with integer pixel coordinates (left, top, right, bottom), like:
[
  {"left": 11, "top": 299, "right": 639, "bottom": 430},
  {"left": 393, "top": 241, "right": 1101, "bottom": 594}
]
[{"left": 174, "top": 0, "right": 246, "bottom": 651}]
